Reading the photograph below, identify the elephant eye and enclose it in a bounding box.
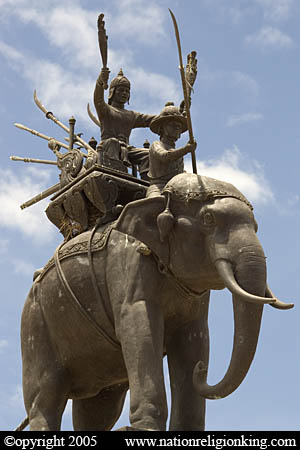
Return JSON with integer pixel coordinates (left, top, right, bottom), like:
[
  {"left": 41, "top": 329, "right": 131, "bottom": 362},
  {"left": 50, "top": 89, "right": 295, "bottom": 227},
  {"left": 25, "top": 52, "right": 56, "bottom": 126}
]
[{"left": 203, "top": 212, "right": 215, "bottom": 226}]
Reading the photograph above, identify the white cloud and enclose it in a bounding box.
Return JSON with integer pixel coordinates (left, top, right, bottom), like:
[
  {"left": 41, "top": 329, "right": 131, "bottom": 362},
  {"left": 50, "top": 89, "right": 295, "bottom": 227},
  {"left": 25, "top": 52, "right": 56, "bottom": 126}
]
[
  {"left": 0, "top": 0, "right": 27, "bottom": 11},
  {"left": 185, "top": 146, "right": 274, "bottom": 206},
  {"left": 12, "top": 258, "right": 36, "bottom": 277},
  {"left": 287, "top": 194, "right": 299, "bottom": 207},
  {"left": 128, "top": 67, "right": 180, "bottom": 113},
  {"left": 0, "top": 39, "right": 177, "bottom": 125},
  {"left": 202, "top": 0, "right": 253, "bottom": 25},
  {"left": 18, "top": 6, "right": 98, "bottom": 67},
  {"left": 0, "top": 0, "right": 174, "bottom": 124},
  {"left": 109, "top": 0, "right": 167, "bottom": 45},
  {"left": 227, "top": 112, "right": 264, "bottom": 127},
  {"left": 202, "top": 0, "right": 295, "bottom": 24},
  {"left": 8, "top": 3, "right": 131, "bottom": 72},
  {"left": 197, "top": 59, "right": 260, "bottom": 100},
  {"left": 0, "top": 0, "right": 167, "bottom": 55},
  {"left": 231, "top": 71, "right": 260, "bottom": 97},
  {"left": 197, "top": 59, "right": 222, "bottom": 86},
  {"left": 0, "top": 339, "right": 8, "bottom": 353},
  {"left": 0, "top": 41, "right": 22, "bottom": 62},
  {"left": 0, "top": 168, "right": 57, "bottom": 244},
  {"left": 0, "top": 238, "right": 9, "bottom": 254},
  {"left": 0, "top": 250, "right": 36, "bottom": 277},
  {"left": 0, "top": 40, "right": 98, "bottom": 125},
  {"left": 255, "top": 0, "right": 294, "bottom": 22},
  {"left": 245, "top": 26, "right": 294, "bottom": 50}
]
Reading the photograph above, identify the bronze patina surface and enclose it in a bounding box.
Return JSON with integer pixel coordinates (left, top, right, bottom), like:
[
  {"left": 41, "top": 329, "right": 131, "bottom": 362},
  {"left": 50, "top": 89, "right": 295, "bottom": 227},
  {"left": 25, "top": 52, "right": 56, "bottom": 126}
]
[{"left": 12, "top": 11, "right": 293, "bottom": 432}]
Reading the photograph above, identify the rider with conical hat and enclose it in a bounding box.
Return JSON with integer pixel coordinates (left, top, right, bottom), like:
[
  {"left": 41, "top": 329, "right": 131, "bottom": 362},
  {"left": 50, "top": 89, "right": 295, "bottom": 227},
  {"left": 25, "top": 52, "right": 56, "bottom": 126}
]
[
  {"left": 147, "top": 102, "right": 197, "bottom": 198},
  {"left": 94, "top": 67, "right": 155, "bottom": 178}
]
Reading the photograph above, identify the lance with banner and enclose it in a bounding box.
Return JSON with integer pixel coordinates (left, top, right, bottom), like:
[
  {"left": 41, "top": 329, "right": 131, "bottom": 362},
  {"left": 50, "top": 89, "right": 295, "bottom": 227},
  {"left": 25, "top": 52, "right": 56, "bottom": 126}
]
[{"left": 169, "top": 9, "right": 198, "bottom": 174}]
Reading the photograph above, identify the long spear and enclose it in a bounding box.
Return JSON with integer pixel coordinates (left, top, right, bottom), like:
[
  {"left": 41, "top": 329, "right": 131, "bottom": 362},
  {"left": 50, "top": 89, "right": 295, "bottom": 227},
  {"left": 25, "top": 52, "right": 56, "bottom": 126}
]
[
  {"left": 169, "top": 9, "right": 197, "bottom": 174},
  {"left": 14, "top": 122, "right": 69, "bottom": 151},
  {"left": 14, "top": 123, "right": 87, "bottom": 158},
  {"left": 20, "top": 183, "right": 61, "bottom": 210},
  {"left": 10, "top": 156, "right": 57, "bottom": 165},
  {"left": 33, "top": 90, "right": 97, "bottom": 156}
]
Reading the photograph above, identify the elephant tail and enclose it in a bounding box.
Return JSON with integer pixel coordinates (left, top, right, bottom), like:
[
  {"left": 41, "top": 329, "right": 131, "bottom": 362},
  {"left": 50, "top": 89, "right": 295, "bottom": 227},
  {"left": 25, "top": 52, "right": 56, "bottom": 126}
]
[{"left": 14, "top": 416, "right": 29, "bottom": 431}]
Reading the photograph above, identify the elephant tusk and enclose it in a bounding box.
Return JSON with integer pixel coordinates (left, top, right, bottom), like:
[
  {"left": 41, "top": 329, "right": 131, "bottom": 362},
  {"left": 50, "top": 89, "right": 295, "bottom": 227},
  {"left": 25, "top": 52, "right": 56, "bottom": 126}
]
[
  {"left": 266, "top": 285, "right": 294, "bottom": 310},
  {"left": 215, "top": 259, "right": 276, "bottom": 305}
]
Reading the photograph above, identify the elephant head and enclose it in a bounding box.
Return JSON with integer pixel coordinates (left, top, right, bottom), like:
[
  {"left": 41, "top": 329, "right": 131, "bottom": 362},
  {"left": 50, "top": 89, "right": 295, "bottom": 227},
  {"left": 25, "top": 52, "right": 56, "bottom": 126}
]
[{"left": 116, "top": 172, "right": 293, "bottom": 400}]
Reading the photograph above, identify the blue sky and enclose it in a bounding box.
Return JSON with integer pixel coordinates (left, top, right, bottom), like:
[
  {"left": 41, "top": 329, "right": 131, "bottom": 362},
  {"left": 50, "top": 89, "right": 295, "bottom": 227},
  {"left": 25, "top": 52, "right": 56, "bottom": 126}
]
[{"left": 0, "top": 0, "right": 299, "bottom": 431}]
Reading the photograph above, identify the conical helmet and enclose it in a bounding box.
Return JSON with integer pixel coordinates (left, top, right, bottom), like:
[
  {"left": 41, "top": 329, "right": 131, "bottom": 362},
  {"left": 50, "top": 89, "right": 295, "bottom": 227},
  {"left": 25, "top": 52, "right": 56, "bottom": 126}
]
[
  {"left": 108, "top": 69, "right": 131, "bottom": 104},
  {"left": 150, "top": 102, "right": 188, "bottom": 134}
]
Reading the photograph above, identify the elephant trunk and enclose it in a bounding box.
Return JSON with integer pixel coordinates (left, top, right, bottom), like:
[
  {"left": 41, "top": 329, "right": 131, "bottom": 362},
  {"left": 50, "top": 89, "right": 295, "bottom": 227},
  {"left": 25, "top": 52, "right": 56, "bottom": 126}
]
[{"left": 193, "top": 245, "right": 266, "bottom": 399}]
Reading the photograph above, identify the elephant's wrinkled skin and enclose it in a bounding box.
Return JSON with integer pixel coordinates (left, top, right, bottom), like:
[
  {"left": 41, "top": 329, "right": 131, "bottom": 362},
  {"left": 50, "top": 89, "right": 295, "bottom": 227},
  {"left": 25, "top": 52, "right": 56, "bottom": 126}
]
[{"left": 21, "top": 173, "right": 292, "bottom": 431}]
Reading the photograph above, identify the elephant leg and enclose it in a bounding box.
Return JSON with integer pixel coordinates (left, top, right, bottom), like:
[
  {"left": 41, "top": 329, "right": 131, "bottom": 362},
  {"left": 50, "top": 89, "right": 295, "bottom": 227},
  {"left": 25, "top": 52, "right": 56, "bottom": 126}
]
[
  {"left": 24, "top": 372, "right": 69, "bottom": 431},
  {"left": 72, "top": 382, "right": 129, "bottom": 431},
  {"left": 21, "top": 292, "right": 70, "bottom": 431},
  {"left": 118, "top": 299, "right": 167, "bottom": 431},
  {"left": 22, "top": 341, "right": 69, "bottom": 430},
  {"left": 166, "top": 293, "right": 210, "bottom": 431}
]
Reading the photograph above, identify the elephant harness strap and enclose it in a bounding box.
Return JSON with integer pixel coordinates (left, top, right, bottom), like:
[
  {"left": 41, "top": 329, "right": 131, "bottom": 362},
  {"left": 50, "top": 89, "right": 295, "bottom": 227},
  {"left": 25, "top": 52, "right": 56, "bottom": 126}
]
[
  {"left": 153, "top": 253, "right": 208, "bottom": 301},
  {"left": 116, "top": 228, "right": 208, "bottom": 302},
  {"left": 54, "top": 223, "right": 121, "bottom": 350}
]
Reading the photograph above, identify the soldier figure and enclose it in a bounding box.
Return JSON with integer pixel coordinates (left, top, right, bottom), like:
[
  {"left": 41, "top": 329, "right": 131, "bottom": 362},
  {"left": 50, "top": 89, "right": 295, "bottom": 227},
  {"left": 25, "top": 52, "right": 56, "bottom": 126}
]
[
  {"left": 147, "top": 102, "right": 197, "bottom": 197},
  {"left": 94, "top": 68, "right": 155, "bottom": 179}
]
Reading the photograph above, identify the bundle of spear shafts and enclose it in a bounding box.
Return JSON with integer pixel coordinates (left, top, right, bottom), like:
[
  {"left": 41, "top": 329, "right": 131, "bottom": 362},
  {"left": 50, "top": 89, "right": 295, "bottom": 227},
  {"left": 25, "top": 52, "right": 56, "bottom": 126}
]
[{"left": 11, "top": 91, "right": 97, "bottom": 210}]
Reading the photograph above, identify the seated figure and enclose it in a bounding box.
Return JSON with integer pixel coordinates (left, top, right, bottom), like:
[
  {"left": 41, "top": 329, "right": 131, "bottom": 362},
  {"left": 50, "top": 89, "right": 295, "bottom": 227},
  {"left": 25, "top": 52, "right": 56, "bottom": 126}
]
[
  {"left": 147, "top": 102, "right": 197, "bottom": 197},
  {"left": 94, "top": 68, "right": 155, "bottom": 179}
]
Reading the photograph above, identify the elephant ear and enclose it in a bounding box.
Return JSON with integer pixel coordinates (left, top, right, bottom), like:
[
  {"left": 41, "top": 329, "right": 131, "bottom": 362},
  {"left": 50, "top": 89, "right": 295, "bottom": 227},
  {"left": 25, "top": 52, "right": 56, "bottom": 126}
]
[{"left": 115, "top": 197, "right": 170, "bottom": 266}]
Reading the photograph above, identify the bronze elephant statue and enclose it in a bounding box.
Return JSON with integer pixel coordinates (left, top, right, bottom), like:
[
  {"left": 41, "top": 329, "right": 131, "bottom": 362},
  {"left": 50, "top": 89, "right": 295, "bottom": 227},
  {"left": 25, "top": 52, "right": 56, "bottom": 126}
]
[{"left": 20, "top": 173, "right": 292, "bottom": 431}]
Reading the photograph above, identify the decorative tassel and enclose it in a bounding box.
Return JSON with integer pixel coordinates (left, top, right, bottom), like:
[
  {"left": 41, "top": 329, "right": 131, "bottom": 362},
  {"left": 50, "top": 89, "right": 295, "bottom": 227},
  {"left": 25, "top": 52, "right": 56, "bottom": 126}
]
[{"left": 157, "top": 192, "right": 174, "bottom": 242}]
